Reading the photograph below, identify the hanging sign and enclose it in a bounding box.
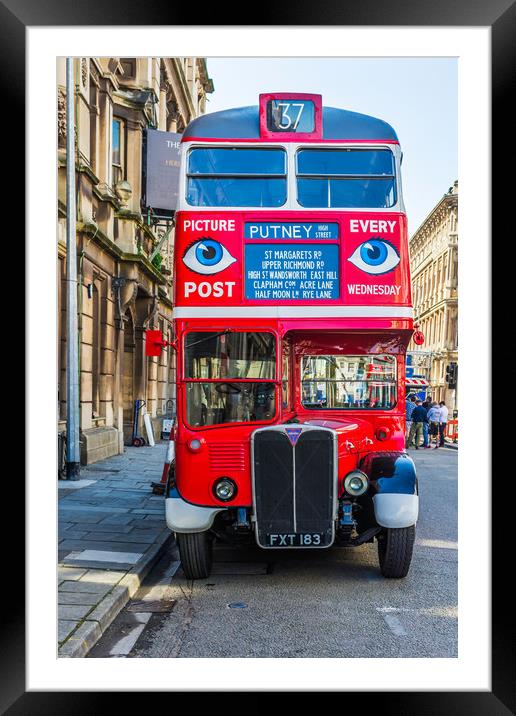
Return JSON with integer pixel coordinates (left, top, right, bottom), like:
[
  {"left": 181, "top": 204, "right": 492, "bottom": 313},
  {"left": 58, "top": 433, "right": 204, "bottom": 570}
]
[{"left": 142, "top": 129, "right": 182, "bottom": 215}]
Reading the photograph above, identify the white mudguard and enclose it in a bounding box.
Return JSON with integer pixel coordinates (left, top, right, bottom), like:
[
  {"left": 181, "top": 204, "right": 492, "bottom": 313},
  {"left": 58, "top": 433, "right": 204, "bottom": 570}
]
[
  {"left": 166, "top": 497, "right": 225, "bottom": 533},
  {"left": 373, "top": 493, "right": 419, "bottom": 528}
]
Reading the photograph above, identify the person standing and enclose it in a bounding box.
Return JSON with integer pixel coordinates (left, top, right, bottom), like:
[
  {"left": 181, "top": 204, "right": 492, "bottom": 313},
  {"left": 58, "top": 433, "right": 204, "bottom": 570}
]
[
  {"left": 406, "top": 400, "right": 428, "bottom": 449},
  {"left": 427, "top": 401, "right": 441, "bottom": 448},
  {"left": 405, "top": 395, "right": 417, "bottom": 443},
  {"left": 438, "top": 400, "right": 449, "bottom": 447},
  {"left": 422, "top": 398, "right": 432, "bottom": 448}
]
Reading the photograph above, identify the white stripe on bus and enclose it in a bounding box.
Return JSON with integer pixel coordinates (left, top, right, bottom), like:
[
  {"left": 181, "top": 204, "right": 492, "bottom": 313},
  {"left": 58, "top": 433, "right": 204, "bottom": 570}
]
[{"left": 173, "top": 306, "right": 413, "bottom": 319}]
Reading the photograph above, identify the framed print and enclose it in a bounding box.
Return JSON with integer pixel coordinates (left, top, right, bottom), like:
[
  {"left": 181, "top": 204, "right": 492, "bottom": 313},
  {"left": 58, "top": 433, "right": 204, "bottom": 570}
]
[{"left": 5, "top": 0, "right": 511, "bottom": 710}]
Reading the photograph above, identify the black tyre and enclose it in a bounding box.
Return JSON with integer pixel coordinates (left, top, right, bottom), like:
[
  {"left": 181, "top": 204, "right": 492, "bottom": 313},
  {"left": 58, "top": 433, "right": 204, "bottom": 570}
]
[
  {"left": 176, "top": 531, "right": 213, "bottom": 579},
  {"left": 377, "top": 525, "right": 415, "bottom": 578}
]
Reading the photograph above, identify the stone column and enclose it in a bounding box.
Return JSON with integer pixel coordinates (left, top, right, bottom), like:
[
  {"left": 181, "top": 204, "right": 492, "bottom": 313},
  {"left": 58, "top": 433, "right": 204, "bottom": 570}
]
[{"left": 159, "top": 81, "right": 168, "bottom": 131}]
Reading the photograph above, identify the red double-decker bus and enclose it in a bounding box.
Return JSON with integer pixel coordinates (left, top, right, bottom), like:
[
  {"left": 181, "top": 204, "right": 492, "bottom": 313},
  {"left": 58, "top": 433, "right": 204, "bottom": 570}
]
[{"left": 148, "top": 93, "right": 419, "bottom": 579}]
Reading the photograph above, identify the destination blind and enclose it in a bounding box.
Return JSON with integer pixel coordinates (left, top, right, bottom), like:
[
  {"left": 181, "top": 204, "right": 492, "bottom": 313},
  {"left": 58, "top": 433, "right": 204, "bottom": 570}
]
[
  {"left": 245, "top": 244, "right": 339, "bottom": 300},
  {"left": 244, "top": 222, "right": 339, "bottom": 240}
]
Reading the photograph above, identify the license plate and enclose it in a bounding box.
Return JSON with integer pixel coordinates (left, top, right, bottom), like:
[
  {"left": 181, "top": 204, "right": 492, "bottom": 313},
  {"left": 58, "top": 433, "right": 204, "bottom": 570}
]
[{"left": 266, "top": 532, "right": 325, "bottom": 547}]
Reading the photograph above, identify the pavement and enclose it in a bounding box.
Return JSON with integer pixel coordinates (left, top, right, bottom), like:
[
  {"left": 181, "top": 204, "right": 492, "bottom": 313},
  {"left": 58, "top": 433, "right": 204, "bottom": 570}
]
[{"left": 57, "top": 441, "right": 170, "bottom": 657}]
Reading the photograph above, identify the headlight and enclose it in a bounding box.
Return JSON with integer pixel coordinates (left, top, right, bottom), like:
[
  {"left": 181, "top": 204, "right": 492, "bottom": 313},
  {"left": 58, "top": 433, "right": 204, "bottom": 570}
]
[
  {"left": 343, "top": 470, "right": 369, "bottom": 496},
  {"left": 188, "top": 438, "right": 202, "bottom": 452},
  {"left": 213, "top": 477, "right": 237, "bottom": 502}
]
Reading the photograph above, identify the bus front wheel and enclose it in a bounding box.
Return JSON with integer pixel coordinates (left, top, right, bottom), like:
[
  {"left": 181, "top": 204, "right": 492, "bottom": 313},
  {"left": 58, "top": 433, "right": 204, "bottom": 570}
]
[
  {"left": 377, "top": 526, "right": 415, "bottom": 578},
  {"left": 176, "top": 531, "right": 213, "bottom": 579}
]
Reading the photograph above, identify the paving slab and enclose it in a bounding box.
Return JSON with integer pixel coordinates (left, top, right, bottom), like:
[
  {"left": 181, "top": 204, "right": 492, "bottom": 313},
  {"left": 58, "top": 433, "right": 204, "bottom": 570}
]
[
  {"left": 78, "top": 569, "right": 127, "bottom": 584},
  {"left": 59, "top": 539, "right": 151, "bottom": 552},
  {"left": 98, "top": 514, "right": 135, "bottom": 525},
  {"left": 58, "top": 566, "right": 88, "bottom": 582},
  {"left": 59, "top": 603, "right": 94, "bottom": 621},
  {"left": 59, "top": 580, "right": 114, "bottom": 596},
  {"left": 59, "top": 505, "right": 130, "bottom": 514},
  {"left": 79, "top": 532, "right": 159, "bottom": 544},
  {"left": 80, "top": 523, "right": 134, "bottom": 534},
  {"left": 58, "top": 479, "right": 97, "bottom": 490},
  {"left": 70, "top": 548, "right": 144, "bottom": 562},
  {"left": 58, "top": 619, "right": 79, "bottom": 643},
  {"left": 58, "top": 530, "right": 89, "bottom": 540},
  {"left": 130, "top": 508, "right": 165, "bottom": 515},
  {"left": 58, "top": 591, "right": 104, "bottom": 606},
  {"left": 56, "top": 512, "right": 107, "bottom": 523}
]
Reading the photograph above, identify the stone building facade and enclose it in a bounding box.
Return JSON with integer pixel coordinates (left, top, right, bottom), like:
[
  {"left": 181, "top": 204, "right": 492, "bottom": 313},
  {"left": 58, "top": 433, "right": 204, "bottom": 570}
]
[
  {"left": 57, "top": 57, "right": 214, "bottom": 464},
  {"left": 408, "top": 181, "right": 458, "bottom": 409}
]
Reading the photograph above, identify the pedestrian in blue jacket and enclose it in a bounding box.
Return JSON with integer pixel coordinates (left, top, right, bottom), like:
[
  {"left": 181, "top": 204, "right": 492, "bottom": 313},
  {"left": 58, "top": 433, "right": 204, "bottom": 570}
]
[
  {"left": 405, "top": 395, "right": 417, "bottom": 441},
  {"left": 406, "top": 400, "right": 428, "bottom": 449}
]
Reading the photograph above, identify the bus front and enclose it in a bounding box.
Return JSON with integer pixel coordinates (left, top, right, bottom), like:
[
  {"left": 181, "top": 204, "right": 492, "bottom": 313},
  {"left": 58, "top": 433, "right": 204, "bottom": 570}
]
[{"left": 168, "top": 93, "right": 418, "bottom": 579}]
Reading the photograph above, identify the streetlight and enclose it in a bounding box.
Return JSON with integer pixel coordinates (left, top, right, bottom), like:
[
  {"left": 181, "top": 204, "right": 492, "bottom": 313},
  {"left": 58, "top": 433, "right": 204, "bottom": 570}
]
[{"left": 65, "top": 57, "right": 80, "bottom": 480}]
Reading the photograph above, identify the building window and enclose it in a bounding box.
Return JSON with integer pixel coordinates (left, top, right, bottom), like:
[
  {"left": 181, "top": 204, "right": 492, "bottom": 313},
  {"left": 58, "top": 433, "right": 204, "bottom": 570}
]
[
  {"left": 120, "top": 58, "right": 136, "bottom": 79},
  {"left": 89, "top": 81, "right": 99, "bottom": 174},
  {"left": 112, "top": 118, "right": 125, "bottom": 185}
]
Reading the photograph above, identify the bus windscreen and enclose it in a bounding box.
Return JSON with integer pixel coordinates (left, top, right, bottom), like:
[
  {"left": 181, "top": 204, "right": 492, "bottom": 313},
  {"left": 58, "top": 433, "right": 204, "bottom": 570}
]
[
  {"left": 301, "top": 354, "right": 397, "bottom": 409},
  {"left": 184, "top": 331, "right": 276, "bottom": 379},
  {"left": 296, "top": 148, "right": 397, "bottom": 209},
  {"left": 187, "top": 148, "right": 287, "bottom": 207}
]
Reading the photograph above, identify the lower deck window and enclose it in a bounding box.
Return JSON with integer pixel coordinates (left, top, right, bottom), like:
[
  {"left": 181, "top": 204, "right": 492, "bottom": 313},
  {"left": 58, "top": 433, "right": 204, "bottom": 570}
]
[
  {"left": 301, "top": 355, "right": 397, "bottom": 409},
  {"left": 186, "top": 382, "right": 276, "bottom": 426}
]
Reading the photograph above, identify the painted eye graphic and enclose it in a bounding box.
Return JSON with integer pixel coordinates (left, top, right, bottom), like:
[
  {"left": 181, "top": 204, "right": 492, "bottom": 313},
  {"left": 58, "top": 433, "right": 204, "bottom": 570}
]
[
  {"left": 347, "top": 238, "right": 400, "bottom": 275},
  {"left": 182, "top": 238, "right": 236, "bottom": 275}
]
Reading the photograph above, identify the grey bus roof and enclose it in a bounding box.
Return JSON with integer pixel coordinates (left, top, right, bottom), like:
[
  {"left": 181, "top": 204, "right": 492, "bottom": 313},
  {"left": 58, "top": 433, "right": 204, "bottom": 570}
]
[{"left": 183, "top": 105, "right": 399, "bottom": 142}]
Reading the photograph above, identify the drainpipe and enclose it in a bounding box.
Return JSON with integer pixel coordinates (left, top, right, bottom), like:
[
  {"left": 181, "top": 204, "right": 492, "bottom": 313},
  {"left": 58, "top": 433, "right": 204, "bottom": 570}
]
[{"left": 65, "top": 57, "right": 80, "bottom": 479}]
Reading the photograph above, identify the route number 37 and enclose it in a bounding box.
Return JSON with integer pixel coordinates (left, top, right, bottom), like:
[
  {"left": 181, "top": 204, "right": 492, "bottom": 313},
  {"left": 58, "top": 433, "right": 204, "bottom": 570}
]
[{"left": 268, "top": 100, "right": 315, "bottom": 133}]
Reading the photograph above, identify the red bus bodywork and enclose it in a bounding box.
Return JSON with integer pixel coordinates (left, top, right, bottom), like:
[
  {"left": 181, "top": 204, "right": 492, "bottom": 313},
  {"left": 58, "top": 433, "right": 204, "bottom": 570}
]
[
  {"left": 173, "top": 210, "right": 412, "bottom": 508},
  {"left": 155, "top": 93, "right": 419, "bottom": 578}
]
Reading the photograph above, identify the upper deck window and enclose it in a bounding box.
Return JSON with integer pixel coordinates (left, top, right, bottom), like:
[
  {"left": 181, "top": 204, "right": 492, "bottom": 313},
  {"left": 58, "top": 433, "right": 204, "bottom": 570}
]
[
  {"left": 186, "top": 147, "right": 287, "bottom": 208},
  {"left": 296, "top": 148, "right": 397, "bottom": 209}
]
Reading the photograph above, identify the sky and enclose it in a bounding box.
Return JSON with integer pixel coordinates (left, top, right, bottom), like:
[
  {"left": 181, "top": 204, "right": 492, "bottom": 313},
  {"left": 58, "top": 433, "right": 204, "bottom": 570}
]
[{"left": 204, "top": 58, "right": 457, "bottom": 236}]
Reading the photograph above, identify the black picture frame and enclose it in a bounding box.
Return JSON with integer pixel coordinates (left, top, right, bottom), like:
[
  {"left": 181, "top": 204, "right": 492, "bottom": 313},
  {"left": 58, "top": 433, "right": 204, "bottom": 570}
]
[{"left": 6, "top": 0, "right": 510, "bottom": 710}]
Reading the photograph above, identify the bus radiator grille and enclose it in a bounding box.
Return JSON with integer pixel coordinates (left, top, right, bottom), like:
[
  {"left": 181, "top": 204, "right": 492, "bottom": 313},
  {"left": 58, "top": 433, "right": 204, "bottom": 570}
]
[{"left": 252, "top": 427, "right": 336, "bottom": 548}]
